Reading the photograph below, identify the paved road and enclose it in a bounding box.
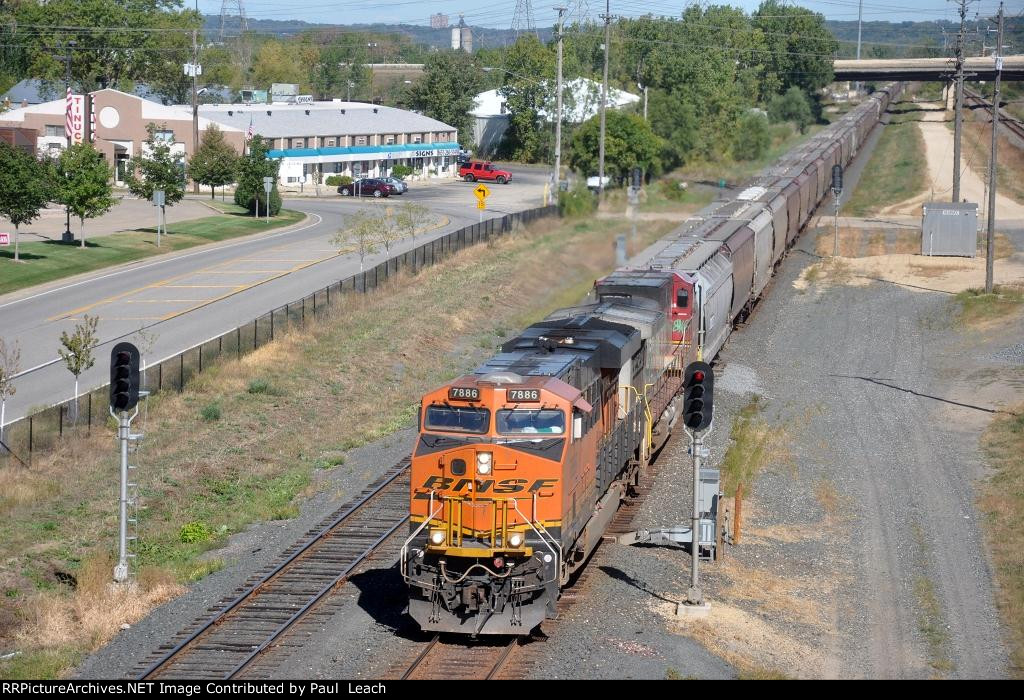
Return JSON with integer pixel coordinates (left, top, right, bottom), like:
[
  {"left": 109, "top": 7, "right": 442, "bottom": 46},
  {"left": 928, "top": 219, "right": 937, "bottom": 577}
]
[{"left": 0, "top": 167, "right": 548, "bottom": 425}]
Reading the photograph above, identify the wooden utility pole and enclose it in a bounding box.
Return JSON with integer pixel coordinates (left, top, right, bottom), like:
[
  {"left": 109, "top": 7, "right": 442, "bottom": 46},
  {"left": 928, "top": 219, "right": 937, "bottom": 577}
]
[
  {"left": 191, "top": 28, "right": 200, "bottom": 195},
  {"left": 985, "top": 2, "right": 1004, "bottom": 294},
  {"left": 598, "top": 0, "right": 610, "bottom": 195},
  {"left": 554, "top": 6, "right": 566, "bottom": 187}
]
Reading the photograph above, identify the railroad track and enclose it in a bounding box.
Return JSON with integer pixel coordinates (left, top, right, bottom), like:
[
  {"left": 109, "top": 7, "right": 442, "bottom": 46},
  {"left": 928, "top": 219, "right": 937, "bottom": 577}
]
[
  {"left": 135, "top": 459, "right": 412, "bottom": 680},
  {"left": 400, "top": 634, "right": 520, "bottom": 680},
  {"left": 964, "top": 87, "right": 1024, "bottom": 142}
]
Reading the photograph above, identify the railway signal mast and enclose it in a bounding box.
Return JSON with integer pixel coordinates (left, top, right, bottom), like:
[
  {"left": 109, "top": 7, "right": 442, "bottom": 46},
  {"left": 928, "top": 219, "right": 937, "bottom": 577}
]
[
  {"left": 682, "top": 361, "right": 714, "bottom": 608},
  {"left": 109, "top": 343, "right": 142, "bottom": 583}
]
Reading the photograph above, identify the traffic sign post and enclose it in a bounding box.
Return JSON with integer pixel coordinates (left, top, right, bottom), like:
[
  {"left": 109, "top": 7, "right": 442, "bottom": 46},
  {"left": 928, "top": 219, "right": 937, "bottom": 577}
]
[
  {"left": 0, "top": 233, "right": 9, "bottom": 246},
  {"left": 474, "top": 184, "right": 490, "bottom": 222},
  {"left": 152, "top": 190, "right": 165, "bottom": 247},
  {"left": 263, "top": 177, "right": 273, "bottom": 222}
]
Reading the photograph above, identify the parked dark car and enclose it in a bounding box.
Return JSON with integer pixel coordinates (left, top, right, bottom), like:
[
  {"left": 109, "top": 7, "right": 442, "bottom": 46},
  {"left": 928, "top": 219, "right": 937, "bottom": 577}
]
[
  {"left": 379, "top": 176, "right": 408, "bottom": 194},
  {"left": 338, "top": 178, "right": 391, "bottom": 198}
]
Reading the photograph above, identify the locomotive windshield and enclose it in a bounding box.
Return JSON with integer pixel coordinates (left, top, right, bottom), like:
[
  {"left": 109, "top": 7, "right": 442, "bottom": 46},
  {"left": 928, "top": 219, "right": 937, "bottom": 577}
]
[
  {"left": 424, "top": 405, "right": 490, "bottom": 434},
  {"left": 496, "top": 409, "right": 565, "bottom": 435}
]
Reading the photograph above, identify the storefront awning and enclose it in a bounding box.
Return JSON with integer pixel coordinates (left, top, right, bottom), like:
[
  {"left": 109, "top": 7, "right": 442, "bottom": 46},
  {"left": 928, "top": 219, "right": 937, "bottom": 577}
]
[{"left": 267, "top": 141, "right": 462, "bottom": 164}]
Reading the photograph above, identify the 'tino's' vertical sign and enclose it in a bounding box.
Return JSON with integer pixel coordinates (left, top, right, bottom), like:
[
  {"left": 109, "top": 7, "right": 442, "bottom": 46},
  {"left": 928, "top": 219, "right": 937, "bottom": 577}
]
[{"left": 66, "top": 93, "right": 86, "bottom": 144}]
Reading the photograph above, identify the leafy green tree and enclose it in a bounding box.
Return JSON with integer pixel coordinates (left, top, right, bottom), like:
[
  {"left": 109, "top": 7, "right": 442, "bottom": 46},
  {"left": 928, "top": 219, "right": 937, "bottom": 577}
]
[
  {"left": 57, "top": 314, "right": 99, "bottom": 422},
  {"left": 646, "top": 90, "right": 698, "bottom": 170},
  {"left": 407, "top": 51, "right": 485, "bottom": 144},
  {"left": 330, "top": 210, "right": 379, "bottom": 271},
  {"left": 734, "top": 112, "right": 771, "bottom": 161},
  {"left": 125, "top": 123, "right": 185, "bottom": 205},
  {"left": 54, "top": 143, "right": 115, "bottom": 249},
  {"left": 498, "top": 35, "right": 555, "bottom": 163},
  {"left": 754, "top": 1, "right": 837, "bottom": 96},
  {"left": 234, "top": 135, "right": 282, "bottom": 216},
  {"left": 12, "top": 0, "right": 198, "bottom": 93},
  {"left": 568, "top": 111, "right": 662, "bottom": 181},
  {"left": 767, "top": 87, "right": 814, "bottom": 133},
  {"left": 188, "top": 124, "right": 239, "bottom": 199},
  {"left": 0, "top": 142, "right": 52, "bottom": 262},
  {"left": 394, "top": 202, "right": 432, "bottom": 242}
]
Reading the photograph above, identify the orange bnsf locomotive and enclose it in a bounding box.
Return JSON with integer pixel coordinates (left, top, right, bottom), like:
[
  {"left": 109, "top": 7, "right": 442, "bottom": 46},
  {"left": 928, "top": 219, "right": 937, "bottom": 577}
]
[
  {"left": 400, "top": 83, "right": 903, "bottom": 635},
  {"left": 401, "top": 271, "right": 694, "bottom": 634}
]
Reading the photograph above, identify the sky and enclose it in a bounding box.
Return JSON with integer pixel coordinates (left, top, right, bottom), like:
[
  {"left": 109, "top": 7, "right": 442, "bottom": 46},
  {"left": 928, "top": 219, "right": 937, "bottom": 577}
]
[{"left": 194, "top": 0, "right": 1016, "bottom": 29}]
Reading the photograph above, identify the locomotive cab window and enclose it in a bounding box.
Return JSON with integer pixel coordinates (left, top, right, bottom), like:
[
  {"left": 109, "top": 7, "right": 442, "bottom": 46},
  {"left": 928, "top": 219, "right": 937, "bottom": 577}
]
[
  {"left": 676, "top": 290, "right": 689, "bottom": 308},
  {"left": 497, "top": 409, "right": 565, "bottom": 435},
  {"left": 424, "top": 405, "right": 490, "bottom": 434}
]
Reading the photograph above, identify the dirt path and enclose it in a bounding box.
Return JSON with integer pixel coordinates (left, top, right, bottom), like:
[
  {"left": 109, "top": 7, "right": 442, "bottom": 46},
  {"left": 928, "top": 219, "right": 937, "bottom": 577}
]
[{"left": 882, "top": 102, "right": 1024, "bottom": 219}]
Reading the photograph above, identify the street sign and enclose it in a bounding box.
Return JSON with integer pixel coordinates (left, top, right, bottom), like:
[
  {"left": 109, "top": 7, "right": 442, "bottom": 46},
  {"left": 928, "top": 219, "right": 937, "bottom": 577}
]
[
  {"left": 262, "top": 176, "right": 273, "bottom": 193},
  {"left": 474, "top": 183, "right": 491, "bottom": 200},
  {"left": 0, "top": 233, "right": 9, "bottom": 246},
  {"left": 477, "top": 199, "right": 485, "bottom": 210},
  {"left": 152, "top": 190, "right": 165, "bottom": 207}
]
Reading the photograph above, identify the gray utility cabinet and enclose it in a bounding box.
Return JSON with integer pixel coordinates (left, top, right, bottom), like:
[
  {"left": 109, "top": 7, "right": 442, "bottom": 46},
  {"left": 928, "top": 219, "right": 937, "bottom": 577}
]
[{"left": 921, "top": 202, "right": 978, "bottom": 257}]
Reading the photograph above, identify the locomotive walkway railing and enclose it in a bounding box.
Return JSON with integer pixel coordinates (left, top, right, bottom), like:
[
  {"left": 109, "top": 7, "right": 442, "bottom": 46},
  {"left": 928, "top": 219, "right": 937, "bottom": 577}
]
[{"left": 0, "top": 204, "right": 559, "bottom": 468}]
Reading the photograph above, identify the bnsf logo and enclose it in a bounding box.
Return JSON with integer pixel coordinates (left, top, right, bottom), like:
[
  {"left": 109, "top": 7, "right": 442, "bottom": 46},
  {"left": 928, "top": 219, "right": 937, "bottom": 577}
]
[{"left": 414, "top": 476, "right": 557, "bottom": 497}]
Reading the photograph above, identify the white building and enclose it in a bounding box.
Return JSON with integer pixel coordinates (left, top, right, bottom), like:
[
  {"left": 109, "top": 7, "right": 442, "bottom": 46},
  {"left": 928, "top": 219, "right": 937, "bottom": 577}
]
[
  {"left": 198, "top": 101, "right": 460, "bottom": 184},
  {"left": 470, "top": 78, "right": 640, "bottom": 154}
]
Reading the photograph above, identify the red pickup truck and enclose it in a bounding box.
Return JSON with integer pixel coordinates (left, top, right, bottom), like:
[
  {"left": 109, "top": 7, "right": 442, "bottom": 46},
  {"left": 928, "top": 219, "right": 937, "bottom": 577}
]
[{"left": 459, "top": 161, "right": 512, "bottom": 184}]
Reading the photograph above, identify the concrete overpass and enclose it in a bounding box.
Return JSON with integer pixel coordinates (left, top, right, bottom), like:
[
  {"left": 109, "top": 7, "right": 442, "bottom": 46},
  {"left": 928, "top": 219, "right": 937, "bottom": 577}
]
[{"left": 833, "top": 55, "right": 1024, "bottom": 82}]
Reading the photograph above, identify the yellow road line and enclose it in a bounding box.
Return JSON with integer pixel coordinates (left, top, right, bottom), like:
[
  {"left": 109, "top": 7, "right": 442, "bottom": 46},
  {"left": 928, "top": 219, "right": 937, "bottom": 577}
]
[
  {"left": 162, "top": 284, "right": 243, "bottom": 289},
  {"left": 122, "top": 299, "right": 204, "bottom": 304}
]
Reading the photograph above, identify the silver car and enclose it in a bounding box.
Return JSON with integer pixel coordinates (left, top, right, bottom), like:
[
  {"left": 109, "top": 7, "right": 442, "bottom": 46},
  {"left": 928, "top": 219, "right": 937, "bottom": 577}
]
[{"left": 380, "top": 176, "right": 408, "bottom": 195}]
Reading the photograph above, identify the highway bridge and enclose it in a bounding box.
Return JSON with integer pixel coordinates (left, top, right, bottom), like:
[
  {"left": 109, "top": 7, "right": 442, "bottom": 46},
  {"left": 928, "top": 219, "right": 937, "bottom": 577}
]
[{"left": 833, "top": 55, "right": 1024, "bottom": 82}]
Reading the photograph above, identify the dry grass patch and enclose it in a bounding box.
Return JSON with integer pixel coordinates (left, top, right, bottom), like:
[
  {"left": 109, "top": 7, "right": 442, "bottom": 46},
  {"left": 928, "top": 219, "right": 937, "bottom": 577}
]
[
  {"left": 0, "top": 215, "right": 673, "bottom": 678},
  {"left": 960, "top": 116, "right": 1024, "bottom": 205},
  {"left": 954, "top": 285, "right": 1024, "bottom": 328},
  {"left": 979, "top": 405, "right": 1024, "bottom": 676}
]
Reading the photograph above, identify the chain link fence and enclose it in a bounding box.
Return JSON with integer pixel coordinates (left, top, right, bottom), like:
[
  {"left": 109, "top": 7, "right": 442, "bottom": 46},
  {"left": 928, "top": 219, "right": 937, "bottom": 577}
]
[{"left": 0, "top": 204, "right": 558, "bottom": 468}]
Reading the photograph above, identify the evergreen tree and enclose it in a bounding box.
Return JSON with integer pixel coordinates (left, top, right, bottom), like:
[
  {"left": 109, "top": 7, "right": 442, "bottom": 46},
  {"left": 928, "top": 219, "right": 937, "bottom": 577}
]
[
  {"left": 188, "top": 124, "right": 240, "bottom": 199},
  {"left": 234, "top": 135, "right": 282, "bottom": 216},
  {"left": 407, "top": 51, "right": 484, "bottom": 144}
]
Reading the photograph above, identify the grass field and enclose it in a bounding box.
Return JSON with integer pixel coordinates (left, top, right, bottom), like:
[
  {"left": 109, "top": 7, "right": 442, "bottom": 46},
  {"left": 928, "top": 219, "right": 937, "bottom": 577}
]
[
  {"left": 0, "top": 209, "right": 305, "bottom": 297},
  {"left": 0, "top": 213, "right": 674, "bottom": 679},
  {"left": 845, "top": 100, "right": 928, "bottom": 216},
  {"left": 980, "top": 404, "right": 1024, "bottom": 676}
]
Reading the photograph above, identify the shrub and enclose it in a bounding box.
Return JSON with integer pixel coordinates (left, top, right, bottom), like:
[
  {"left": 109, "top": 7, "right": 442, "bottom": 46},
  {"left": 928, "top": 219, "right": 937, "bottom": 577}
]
[
  {"left": 325, "top": 174, "right": 353, "bottom": 187},
  {"left": 234, "top": 184, "right": 282, "bottom": 216},
  {"left": 200, "top": 401, "right": 221, "bottom": 421},
  {"left": 767, "top": 87, "right": 814, "bottom": 133},
  {"left": 391, "top": 164, "right": 412, "bottom": 179},
  {"left": 179, "top": 521, "right": 212, "bottom": 544},
  {"left": 558, "top": 179, "right": 597, "bottom": 218},
  {"left": 658, "top": 179, "right": 690, "bottom": 202},
  {"left": 247, "top": 378, "right": 273, "bottom": 394},
  {"left": 734, "top": 111, "right": 771, "bottom": 161}
]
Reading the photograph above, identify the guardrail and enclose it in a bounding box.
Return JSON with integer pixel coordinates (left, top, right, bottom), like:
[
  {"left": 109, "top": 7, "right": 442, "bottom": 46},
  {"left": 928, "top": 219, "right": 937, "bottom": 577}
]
[{"left": 0, "top": 204, "right": 559, "bottom": 467}]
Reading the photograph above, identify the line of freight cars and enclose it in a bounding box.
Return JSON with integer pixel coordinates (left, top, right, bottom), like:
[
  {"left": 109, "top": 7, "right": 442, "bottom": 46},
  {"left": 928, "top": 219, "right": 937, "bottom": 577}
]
[{"left": 400, "top": 84, "right": 903, "bottom": 636}]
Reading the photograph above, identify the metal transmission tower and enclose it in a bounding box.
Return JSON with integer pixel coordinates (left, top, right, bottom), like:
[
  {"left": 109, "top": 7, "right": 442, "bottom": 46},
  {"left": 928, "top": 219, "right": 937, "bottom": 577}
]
[
  {"left": 219, "top": 0, "right": 248, "bottom": 40},
  {"left": 511, "top": 0, "right": 537, "bottom": 37}
]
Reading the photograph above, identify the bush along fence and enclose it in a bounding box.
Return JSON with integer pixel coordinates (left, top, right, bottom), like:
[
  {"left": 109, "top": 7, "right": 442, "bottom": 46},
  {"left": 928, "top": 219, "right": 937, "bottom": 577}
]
[{"left": 0, "top": 204, "right": 559, "bottom": 468}]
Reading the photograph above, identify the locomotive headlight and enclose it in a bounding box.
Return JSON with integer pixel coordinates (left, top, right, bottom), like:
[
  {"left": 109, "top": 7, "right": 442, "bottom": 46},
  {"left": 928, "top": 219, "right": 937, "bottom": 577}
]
[
  {"left": 429, "top": 530, "right": 446, "bottom": 546},
  {"left": 508, "top": 532, "right": 524, "bottom": 548},
  {"left": 476, "top": 452, "right": 492, "bottom": 475}
]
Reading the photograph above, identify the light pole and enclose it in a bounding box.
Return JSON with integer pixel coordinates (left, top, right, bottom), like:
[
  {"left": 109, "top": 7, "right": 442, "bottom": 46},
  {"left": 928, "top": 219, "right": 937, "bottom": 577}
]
[{"left": 60, "top": 40, "right": 77, "bottom": 244}]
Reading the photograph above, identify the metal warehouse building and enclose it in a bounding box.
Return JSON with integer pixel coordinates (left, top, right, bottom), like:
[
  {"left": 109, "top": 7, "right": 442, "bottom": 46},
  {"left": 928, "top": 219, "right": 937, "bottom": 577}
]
[{"left": 199, "top": 101, "right": 461, "bottom": 184}]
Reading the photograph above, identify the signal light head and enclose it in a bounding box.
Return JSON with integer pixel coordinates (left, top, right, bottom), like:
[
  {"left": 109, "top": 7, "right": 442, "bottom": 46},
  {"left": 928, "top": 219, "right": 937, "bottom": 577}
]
[{"left": 693, "top": 370, "right": 704, "bottom": 382}]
